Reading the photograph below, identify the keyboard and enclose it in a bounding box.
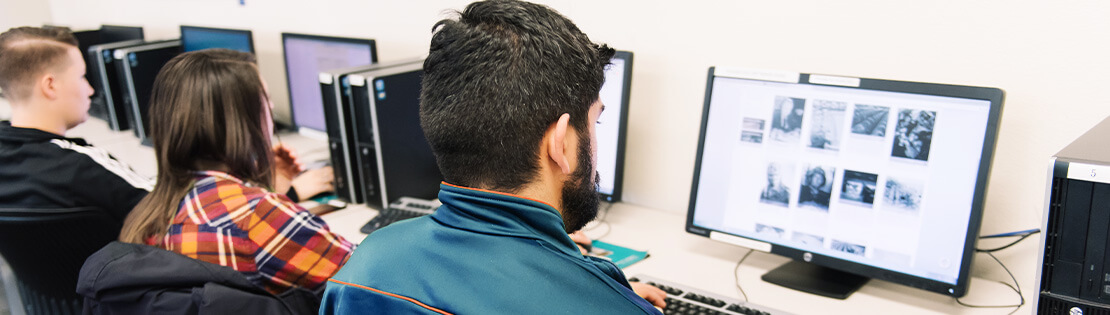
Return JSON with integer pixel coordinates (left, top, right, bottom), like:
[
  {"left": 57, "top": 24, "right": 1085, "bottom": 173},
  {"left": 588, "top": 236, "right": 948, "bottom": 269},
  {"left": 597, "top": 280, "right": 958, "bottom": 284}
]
[
  {"left": 630, "top": 275, "right": 793, "bottom": 315},
  {"left": 359, "top": 197, "right": 439, "bottom": 234}
]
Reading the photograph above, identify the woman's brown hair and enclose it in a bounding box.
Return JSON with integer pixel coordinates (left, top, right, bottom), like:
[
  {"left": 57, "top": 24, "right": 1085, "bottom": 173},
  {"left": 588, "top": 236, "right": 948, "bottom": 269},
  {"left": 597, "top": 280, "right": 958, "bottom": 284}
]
[{"left": 120, "top": 49, "right": 273, "bottom": 244}]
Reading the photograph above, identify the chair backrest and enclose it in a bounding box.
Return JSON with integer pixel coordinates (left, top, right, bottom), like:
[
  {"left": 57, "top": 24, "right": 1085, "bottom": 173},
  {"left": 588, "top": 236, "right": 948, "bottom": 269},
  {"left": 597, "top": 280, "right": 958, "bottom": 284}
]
[{"left": 0, "top": 207, "right": 121, "bottom": 315}]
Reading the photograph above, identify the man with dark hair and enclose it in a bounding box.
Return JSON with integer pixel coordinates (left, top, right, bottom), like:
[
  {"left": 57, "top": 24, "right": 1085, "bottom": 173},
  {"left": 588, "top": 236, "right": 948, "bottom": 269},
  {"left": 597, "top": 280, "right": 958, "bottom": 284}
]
[
  {"left": 0, "top": 26, "right": 151, "bottom": 218},
  {"left": 321, "top": 1, "right": 665, "bottom": 313}
]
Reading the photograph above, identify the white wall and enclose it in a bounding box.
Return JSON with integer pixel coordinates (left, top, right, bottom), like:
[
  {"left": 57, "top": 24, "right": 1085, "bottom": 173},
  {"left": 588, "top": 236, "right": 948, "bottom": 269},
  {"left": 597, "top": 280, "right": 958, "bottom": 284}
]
[
  {"left": 0, "top": 0, "right": 53, "bottom": 31},
  {"left": 38, "top": 0, "right": 1110, "bottom": 308}
]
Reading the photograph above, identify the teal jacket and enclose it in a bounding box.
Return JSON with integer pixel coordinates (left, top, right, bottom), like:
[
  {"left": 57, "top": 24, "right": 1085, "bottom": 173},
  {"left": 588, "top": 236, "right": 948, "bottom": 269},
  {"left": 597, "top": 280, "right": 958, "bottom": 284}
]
[{"left": 321, "top": 183, "right": 661, "bottom": 314}]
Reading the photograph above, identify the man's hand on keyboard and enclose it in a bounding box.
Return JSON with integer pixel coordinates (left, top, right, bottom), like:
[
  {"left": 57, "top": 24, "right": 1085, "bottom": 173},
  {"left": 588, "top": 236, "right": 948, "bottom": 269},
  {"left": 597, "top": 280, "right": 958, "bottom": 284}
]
[{"left": 630, "top": 282, "right": 667, "bottom": 308}]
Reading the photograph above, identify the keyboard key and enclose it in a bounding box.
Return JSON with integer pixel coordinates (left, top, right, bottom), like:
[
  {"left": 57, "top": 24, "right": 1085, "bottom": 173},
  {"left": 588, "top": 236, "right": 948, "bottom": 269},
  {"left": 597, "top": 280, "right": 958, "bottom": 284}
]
[{"left": 633, "top": 275, "right": 792, "bottom": 315}]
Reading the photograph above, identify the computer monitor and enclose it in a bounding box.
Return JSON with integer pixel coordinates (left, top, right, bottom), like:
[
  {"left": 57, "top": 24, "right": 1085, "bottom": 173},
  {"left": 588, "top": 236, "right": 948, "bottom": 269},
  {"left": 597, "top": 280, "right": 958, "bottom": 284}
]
[
  {"left": 282, "top": 33, "right": 377, "bottom": 135},
  {"left": 180, "top": 25, "right": 254, "bottom": 53},
  {"left": 597, "top": 51, "right": 633, "bottom": 202},
  {"left": 686, "top": 67, "right": 1004, "bottom": 299},
  {"left": 350, "top": 61, "right": 443, "bottom": 208},
  {"left": 87, "top": 39, "right": 148, "bottom": 131},
  {"left": 116, "top": 40, "right": 183, "bottom": 146},
  {"left": 99, "top": 25, "right": 144, "bottom": 43}
]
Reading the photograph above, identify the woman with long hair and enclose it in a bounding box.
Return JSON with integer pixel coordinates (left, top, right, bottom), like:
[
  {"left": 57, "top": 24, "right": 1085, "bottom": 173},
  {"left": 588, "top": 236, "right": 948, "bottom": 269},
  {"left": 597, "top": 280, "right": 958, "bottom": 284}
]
[{"left": 119, "top": 49, "right": 353, "bottom": 294}]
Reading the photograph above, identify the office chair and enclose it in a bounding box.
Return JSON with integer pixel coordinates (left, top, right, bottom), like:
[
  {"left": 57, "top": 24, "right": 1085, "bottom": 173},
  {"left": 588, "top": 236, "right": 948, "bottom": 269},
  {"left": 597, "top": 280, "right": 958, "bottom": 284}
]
[{"left": 0, "top": 207, "right": 121, "bottom": 315}]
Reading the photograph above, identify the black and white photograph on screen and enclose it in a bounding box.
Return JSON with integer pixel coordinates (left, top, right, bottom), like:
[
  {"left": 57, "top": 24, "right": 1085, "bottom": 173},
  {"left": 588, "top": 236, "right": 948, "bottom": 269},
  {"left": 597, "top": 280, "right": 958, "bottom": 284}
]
[
  {"left": 798, "top": 164, "right": 835, "bottom": 211},
  {"left": 743, "top": 117, "right": 766, "bottom": 131},
  {"left": 850, "top": 104, "right": 890, "bottom": 137},
  {"left": 882, "top": 177, "right": 924, "bottom": 213},
  {"left": 792, "top": 231, "right": 825, "bottom": 248},
  {"left": 807, "top": 100, "right": 847, "bottom": 151},
  {"left": 891, "top": 109, "right": 936, "bottom": 161},
  {"left": 741, "top": 131, "right": 763, "bottom": 144},
  {"left": 769, "top": 96, "right": 805, "bottom": 144},
  {"left": 839, "top": 170, "right": 878, "bottom": 207},
  {"left": 831, "top": 239, "right": 867, "bottom": 256},
  {"left": 758, "top": 161, "right": 793, "bottom": 207},
  {"left": 755, "top": 223, "right": 786, "bottom": 239}
]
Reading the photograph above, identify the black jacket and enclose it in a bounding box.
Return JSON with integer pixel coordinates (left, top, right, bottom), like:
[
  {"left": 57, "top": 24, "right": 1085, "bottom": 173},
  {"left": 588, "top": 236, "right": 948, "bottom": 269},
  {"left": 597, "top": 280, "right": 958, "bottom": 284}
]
[
  {"left": 77, "top": 242, "right": 321, "bottom": 315},
  {"left": 0, "top": 121, "right": 149, "bottom": 219}
]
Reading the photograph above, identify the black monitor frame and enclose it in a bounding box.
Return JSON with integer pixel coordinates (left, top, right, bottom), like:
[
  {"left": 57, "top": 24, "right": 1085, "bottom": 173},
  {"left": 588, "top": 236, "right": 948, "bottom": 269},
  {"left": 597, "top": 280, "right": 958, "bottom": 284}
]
[
  {"left": 179, "top": 25, "right": 255, "bottom": 53},
  {"left": 280, "top": 32, "right": 377, "bottom": 134},
  {"left": 599, "top": 50, "right": 633, "bottom": 203},
  {"left": 685, "top": 67, "right": 1005, "bottom": 298},
  {"left": 116, "top": 40, "right": 183, "bottom": 146},
  {"left": 99, "top": 25, "right": 144, "bottom": 43}
]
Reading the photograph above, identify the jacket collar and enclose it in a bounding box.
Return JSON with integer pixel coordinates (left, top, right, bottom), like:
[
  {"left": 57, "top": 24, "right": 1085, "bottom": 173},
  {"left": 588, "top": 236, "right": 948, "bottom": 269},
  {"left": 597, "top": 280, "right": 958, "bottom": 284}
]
[
  {"left": 0, "top": 121, "right": 87, "bottom": 145},
  {"left": 431, "top": 182, "right": 581, "bottom": 257}
]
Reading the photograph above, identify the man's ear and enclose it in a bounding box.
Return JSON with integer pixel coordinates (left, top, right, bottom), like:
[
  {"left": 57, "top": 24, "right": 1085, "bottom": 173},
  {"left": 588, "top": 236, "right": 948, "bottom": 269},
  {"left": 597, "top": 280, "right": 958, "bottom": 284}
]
[
  {"left": 548, "top": 113, "right": 572, "bottom": 175},
  {"left": 39, "top": 73, "right": 58, "bottom": 100}
]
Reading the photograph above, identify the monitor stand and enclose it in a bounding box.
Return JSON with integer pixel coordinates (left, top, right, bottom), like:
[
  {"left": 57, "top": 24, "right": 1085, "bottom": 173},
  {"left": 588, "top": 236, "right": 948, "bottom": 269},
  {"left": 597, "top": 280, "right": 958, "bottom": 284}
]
[{"left": 760, "top": 260, "right": 869, "bottom": 299}]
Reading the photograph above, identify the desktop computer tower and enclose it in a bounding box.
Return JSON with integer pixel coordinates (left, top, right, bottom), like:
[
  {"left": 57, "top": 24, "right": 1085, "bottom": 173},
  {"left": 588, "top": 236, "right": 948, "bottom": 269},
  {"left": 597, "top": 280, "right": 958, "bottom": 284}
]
[
  {"left": 1037, "top": 115, "right": 1110, "bottom": 314},
  {"left": 87, "top": 39, "right": 145, "bottom": 131},
  {"left": 114, "top": 40, "right": 182, "bottom": 146},
  {"left": 320, "top": 66, "right": 376, "bottom": 205},
  {"left": 319, "top": 59, "right": 422, "bottom": 208}
]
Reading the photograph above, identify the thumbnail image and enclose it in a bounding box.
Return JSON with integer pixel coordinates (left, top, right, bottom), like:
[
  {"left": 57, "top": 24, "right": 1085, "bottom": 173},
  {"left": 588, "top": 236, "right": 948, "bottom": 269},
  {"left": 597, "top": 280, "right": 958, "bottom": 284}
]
[
  {"left": 850, "top": 104, "right": 890, "bottom": 137},
  {"left": 741, "top": 131, "right": 763, "bottom": 144},
  {"left": 798, "top": 164, "right": 836, "bottom": 211},
  {"left": 792, "top": 232, "right": 825, "bottom": 248},
  {"left": 807, "top": 100, "right": 848, "bottom": 151},
  {"left": 755, "top": 223, "right": 786, "bottom": 239},
  {"left": 882, "top": 177, "right": 924, "bottom": 213},
  {"left": 891, "top": 109, "right": 937, "bottom": 161},
  {"left": 831, "top": 239, "right": 867, "bottom": 256},
  {"left": 840, "top": 170, "right": 878, "bottom": 207},
  {"left": 769, "top": 96, "right": 805, "bottom": 144},
  {"left": 758, "top": 161, "right": 794, "bottom": 208},
  {"left": 743, "top": 117, "right": 766, "bottom": 131}
]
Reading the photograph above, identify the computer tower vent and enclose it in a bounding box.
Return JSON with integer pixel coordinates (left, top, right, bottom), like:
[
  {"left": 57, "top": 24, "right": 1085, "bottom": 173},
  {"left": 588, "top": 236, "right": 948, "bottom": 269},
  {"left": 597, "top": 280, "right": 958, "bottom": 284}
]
[
  {"left": 1041, "top": 177, "right": 1066, "bottom": 290},
  {"left": 1040, "top": 293, "right": 1110, "bottom": 315}
]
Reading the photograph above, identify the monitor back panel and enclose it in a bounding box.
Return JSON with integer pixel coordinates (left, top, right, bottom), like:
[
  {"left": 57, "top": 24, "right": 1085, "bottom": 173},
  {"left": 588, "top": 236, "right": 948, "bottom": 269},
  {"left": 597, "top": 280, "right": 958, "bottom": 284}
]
[
  {"left": 116, "top": 40, "right": 183, "bottom": 146},
  {"left": 87, "top": 40, "right": 146, "bottom": 131}
]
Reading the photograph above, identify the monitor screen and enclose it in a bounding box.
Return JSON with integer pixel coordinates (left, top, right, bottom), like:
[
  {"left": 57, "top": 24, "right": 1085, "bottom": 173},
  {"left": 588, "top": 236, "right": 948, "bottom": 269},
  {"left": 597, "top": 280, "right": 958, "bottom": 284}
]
[
  {"left": 596, "top": 51, "right": 632, "bottom": 202},
  {"left": 282, "top": 33, "right": 376, "bottom": 133},
  {"left": 180, "top": 26, "right": 253, "bottom": 53},
  {"left": 369, "top": 66, "right": 444, "bottom": 206},
  {"left": 99, "top": 25, "right": 143, "bottom": 43},
  {"left": 686, "top": 67, "right": 1003, "bottom": 298}
]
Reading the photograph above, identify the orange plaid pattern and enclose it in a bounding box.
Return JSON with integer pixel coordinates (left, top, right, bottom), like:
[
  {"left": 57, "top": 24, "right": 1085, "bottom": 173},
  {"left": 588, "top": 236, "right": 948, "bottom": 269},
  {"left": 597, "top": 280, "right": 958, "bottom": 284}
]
[{"left": 155, "top": 171, "right": 354, "bottom": 294}]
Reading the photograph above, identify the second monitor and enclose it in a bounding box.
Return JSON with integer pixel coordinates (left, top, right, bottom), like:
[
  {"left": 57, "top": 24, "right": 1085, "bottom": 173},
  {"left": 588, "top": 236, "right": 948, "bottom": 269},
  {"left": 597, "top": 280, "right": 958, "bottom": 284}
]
[
  {"left": 282, "top": 33, "right": 377, "bottom": 136},
  {"left": 180, "top": 25, "right": 254, "bottom": 53}
]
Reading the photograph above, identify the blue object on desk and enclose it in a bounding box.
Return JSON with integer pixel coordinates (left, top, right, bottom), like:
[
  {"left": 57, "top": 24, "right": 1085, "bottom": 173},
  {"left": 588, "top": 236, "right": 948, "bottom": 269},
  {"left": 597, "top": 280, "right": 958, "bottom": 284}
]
[{"left": 589, "top": 240, "right": 649, "bottom": 268}]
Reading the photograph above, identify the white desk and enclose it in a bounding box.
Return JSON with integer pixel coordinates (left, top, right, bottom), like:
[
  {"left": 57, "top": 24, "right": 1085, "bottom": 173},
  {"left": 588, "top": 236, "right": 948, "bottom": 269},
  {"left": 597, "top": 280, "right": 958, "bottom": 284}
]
[
  {"left": 54, "top": 109, "right": 1031, "bottom": 315},
  {"left": 320, "top": 201, "right": 1031, "bottom": 315}
]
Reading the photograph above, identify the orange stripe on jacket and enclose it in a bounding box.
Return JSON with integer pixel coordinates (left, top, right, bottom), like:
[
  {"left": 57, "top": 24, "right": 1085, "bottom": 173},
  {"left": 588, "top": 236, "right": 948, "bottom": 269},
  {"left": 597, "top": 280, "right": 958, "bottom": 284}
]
[{"left": 327, "top": 278, "right": 453, "bottom": 315}]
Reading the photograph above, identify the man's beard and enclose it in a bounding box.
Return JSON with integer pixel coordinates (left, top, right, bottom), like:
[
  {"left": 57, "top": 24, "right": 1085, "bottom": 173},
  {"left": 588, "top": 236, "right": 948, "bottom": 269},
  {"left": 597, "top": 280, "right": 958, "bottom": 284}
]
[{"left": 560, "top": 132, "right": 601, "bottom": 233}]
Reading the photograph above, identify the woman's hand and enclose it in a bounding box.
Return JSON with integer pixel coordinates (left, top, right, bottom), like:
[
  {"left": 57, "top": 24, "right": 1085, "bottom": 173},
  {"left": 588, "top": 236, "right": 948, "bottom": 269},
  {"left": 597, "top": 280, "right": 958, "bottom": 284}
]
[{"left": 273, "top": 144, "right": 303, "bottom": 193}]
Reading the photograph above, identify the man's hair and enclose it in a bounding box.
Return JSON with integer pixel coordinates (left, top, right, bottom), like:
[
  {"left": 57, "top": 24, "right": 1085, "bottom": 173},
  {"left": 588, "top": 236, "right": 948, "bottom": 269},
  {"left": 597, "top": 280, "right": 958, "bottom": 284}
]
[
  {"left": 0, "top": 27, "right": 79, "bottom": 101},
  {"left": 420, "top": 0, "right": 615, "bottom": 192}
]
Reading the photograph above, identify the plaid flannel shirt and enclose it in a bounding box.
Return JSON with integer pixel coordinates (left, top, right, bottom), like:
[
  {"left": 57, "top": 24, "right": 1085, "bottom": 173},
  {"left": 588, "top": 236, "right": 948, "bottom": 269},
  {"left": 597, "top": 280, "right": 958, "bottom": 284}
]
[{"left": 155, "top": 171, "right": 354, "bottom": 294}]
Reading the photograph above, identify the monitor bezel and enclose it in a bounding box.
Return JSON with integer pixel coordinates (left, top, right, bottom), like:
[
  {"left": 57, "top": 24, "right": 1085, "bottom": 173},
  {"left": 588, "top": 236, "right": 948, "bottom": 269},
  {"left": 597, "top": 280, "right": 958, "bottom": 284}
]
[
  {"left": 599, "top": 50, "right": 634, "bottom": 203},
  {"left": 684, "top": 67, "right": 1005, "bottom": 298},
  {"left": 280, "top": 32, "right": 377, "bottom": 133},
  {"left": 99, "top": 25, "right": 144, "bottom": 42},
  {"left": 179, "top": 25, "right": 255, "bottom": 54}
]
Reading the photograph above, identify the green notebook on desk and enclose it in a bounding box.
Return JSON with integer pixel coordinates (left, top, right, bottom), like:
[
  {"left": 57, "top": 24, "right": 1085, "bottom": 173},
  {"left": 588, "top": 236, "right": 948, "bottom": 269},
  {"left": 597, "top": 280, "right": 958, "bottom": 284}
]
[{"left": 587, "top": 240, "right": 649, "bottom": 268}]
